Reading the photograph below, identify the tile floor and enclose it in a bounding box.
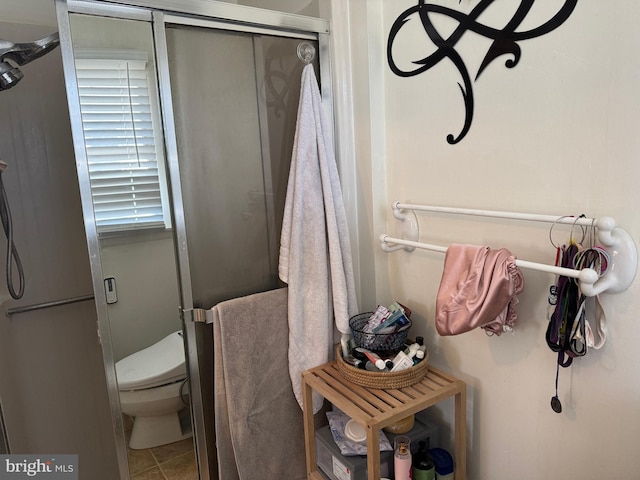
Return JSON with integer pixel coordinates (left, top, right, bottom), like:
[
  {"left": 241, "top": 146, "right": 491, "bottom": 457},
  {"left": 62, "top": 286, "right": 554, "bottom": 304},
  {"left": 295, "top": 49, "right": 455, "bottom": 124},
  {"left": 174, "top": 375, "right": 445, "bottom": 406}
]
[{"left": 124, "top": 415, "right": 198, "bottom": 480}]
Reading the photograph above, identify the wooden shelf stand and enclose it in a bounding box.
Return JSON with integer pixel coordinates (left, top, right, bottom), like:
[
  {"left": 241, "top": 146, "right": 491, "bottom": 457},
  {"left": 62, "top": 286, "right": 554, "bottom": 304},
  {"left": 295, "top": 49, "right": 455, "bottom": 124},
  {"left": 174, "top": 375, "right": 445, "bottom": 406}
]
[{"left": 302, "top": 361, "right": 466, "bottom": 480}]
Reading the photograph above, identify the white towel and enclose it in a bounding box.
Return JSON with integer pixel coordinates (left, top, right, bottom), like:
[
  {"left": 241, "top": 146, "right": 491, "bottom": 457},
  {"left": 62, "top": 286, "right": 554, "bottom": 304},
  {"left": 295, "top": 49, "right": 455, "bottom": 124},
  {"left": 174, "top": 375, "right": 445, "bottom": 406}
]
[{"left": 279, "top": 64, "right": 358, "bottom": 413}]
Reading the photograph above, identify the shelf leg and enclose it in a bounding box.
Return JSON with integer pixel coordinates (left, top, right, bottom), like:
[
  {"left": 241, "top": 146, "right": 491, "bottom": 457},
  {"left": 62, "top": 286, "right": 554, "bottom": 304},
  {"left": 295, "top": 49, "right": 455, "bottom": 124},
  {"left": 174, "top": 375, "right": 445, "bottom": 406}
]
[
  {"left": 366, "top": 425, "right": 381, "bottom": 480},
  {"left": 302, "top": 375, "right": 317, "bottom": 478},
  {"left": 454, "top": 384, "right": 467, "bottom": 480}
]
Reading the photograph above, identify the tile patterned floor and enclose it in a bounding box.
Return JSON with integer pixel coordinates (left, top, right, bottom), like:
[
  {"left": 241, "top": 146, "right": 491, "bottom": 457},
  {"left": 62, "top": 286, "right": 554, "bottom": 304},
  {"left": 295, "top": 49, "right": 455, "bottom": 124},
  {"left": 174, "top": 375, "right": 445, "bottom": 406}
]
[{"left": 124, "top": 415, "right": 198, "bottom": 480}]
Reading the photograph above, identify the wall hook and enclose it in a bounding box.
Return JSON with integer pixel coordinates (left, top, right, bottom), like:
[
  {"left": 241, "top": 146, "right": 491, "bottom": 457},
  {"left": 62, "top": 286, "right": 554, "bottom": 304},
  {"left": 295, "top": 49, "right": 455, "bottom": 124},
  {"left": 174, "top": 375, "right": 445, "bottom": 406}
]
[{"left": 296, "top": 42, "right": 315, "bottom": 64}]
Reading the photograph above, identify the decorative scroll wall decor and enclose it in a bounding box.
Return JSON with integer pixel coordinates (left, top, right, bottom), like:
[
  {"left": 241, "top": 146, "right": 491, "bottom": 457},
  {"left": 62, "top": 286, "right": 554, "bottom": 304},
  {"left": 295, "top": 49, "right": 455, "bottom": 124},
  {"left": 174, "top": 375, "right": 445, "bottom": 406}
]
[{"left": 387, "top": 0, "right": 578, "bottom": 144}]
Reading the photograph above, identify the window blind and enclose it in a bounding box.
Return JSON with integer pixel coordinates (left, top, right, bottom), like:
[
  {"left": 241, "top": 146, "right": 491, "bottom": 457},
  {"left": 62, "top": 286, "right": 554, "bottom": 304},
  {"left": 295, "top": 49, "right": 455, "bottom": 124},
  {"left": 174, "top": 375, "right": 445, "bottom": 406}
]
[{"left": 75, "top": 54, "right": 168, "bottom": 232}]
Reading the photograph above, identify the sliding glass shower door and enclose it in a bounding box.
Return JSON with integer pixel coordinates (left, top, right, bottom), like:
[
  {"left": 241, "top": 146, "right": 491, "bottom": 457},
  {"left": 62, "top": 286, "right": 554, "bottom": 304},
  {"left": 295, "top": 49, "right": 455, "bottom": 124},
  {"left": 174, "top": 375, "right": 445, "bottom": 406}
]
[
  {"left": 159, "top": 18, "right": 320, "bottom": 479},
  {"left": 57, "top": 1, "right": 331, "bottom": 478},
  {"left": 166, "top": 26, "right": 314, "bottom": 306}
]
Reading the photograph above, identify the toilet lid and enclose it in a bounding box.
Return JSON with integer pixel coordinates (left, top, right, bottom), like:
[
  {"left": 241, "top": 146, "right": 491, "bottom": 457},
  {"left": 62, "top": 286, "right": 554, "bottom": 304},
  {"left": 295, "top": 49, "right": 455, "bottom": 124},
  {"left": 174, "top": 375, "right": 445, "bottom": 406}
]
[{"left": 116, "top": 330, "right": 187, "bottom": 390}]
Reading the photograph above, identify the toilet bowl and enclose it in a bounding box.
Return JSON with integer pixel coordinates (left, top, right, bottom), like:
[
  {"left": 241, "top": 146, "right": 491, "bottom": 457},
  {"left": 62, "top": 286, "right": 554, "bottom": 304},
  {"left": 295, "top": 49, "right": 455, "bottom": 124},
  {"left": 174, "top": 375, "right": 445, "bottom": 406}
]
[{"left": 116, "top": 330, "right": 192, "bottom": 449}]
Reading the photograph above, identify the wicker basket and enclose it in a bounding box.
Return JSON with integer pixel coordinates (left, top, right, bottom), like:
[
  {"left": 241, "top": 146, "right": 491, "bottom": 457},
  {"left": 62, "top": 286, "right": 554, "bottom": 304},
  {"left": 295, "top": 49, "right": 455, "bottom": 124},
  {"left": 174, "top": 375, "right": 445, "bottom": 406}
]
[{"left": 336, "top": 345, "right": 429, "bottom": 389}]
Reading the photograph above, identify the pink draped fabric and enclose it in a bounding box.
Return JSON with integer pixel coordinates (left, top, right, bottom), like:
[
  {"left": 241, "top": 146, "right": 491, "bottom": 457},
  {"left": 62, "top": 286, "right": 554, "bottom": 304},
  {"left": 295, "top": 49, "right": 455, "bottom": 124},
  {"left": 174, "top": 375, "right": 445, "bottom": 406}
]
[{"left": 436, "top": 244, "right": 525, "bottom": 336}]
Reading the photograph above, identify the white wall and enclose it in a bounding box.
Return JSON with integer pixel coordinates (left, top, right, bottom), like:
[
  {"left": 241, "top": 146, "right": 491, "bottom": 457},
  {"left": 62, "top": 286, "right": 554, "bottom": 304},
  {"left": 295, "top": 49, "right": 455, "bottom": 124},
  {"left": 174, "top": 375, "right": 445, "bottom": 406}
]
[
  {"left": 100, "top": 233, "right": 181, "bottom": 361},
  {"left": 345, "top": 1, "right": 640, "bottom": 479}
]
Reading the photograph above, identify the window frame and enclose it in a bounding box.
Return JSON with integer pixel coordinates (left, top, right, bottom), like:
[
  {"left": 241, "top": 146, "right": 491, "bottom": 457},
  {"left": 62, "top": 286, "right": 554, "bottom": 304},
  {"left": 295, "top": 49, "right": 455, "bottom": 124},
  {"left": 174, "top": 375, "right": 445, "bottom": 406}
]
[{"left": 74, "top": 48, "right": 172, "bottom": 234}]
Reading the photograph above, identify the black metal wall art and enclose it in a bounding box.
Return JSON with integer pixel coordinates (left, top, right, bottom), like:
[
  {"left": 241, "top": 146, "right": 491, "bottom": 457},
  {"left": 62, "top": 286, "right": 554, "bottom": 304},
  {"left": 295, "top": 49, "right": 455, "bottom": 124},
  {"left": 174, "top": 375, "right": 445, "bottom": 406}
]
[{"left": 387, "top": 0, "right": 577, "bottom": 144}]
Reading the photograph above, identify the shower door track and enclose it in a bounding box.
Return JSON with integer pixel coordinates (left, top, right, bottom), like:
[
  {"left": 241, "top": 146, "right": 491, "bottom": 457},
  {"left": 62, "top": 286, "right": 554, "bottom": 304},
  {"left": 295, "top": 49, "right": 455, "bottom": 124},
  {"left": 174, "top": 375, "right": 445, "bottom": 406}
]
[{"left": 67, "top": 0, "right": 329, "bottom": 36}]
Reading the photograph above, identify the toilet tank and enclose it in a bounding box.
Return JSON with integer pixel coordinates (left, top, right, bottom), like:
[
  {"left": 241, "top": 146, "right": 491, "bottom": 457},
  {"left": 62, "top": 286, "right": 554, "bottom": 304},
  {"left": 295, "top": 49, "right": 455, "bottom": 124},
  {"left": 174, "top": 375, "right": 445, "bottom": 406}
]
[{"left": 116, "top": 331, "right": 187, "bottom": 390}]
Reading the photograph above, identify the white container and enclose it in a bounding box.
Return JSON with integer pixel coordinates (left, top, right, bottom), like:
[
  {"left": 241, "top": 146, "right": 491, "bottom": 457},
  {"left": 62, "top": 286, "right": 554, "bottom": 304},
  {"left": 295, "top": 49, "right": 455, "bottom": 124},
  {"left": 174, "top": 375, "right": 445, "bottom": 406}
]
[{"left": 344, "top": 419, "right": 367, "bottom": 443}]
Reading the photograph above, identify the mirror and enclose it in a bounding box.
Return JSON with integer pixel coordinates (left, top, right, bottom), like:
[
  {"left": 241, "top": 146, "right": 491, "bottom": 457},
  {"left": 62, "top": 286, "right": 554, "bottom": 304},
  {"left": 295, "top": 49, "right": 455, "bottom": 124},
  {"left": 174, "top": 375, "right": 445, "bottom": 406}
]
[{"left": 67, "top": 13, "right": 197, "bottom": 478}]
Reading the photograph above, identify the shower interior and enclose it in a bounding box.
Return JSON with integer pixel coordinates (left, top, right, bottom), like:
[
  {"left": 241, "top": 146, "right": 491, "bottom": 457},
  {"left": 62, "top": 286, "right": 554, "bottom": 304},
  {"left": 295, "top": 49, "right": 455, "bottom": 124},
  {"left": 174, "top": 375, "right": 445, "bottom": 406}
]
[{"left": 0, "top": 32, "right": 61, "bottom": 304}]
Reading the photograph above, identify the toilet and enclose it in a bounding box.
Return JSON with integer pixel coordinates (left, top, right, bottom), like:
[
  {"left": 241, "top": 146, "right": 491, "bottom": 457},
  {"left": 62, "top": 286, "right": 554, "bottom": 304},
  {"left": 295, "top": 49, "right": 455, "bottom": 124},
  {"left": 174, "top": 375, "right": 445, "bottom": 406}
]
[{"left": 116, "top": 330, "right": 192, "bottom": 449}]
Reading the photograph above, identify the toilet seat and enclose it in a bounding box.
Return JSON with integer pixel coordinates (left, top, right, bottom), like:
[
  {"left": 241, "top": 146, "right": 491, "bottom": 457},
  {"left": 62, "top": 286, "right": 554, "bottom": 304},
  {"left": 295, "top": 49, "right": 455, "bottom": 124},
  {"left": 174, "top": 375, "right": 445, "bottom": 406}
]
[{"left": 116, "top": 330, "right": 187, "bottom": 391}]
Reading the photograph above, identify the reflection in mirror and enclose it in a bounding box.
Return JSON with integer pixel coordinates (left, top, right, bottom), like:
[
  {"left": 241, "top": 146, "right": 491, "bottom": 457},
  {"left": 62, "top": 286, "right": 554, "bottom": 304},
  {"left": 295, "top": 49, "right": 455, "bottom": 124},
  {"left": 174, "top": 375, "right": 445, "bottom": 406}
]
[{"left": 68, "top": 13, "right": 196, "bottom": 477}]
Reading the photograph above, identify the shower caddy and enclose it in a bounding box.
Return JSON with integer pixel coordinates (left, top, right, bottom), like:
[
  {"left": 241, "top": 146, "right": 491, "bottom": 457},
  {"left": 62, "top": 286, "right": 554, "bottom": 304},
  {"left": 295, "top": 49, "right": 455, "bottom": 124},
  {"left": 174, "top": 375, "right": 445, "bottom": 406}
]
[{"left": 379, "top": 201, "right": 637, "bottom": 297}]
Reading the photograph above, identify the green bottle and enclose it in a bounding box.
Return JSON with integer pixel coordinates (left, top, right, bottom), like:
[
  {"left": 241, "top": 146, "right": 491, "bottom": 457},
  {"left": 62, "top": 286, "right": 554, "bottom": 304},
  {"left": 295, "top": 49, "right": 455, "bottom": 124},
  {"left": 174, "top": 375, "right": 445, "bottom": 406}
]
[{"left": 412, "top": 440, "right": 435, "bottom": 480}]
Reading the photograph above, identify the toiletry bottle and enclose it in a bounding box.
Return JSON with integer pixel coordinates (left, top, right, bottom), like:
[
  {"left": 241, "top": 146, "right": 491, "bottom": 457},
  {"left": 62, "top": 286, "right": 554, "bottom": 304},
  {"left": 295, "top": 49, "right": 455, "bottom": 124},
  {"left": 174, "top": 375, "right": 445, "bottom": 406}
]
[
  {"left": 356, "top": 347, "right": 387, "bottom": 370},
  {"left": 390, "top": 350, "right": 414, "bottom": 372},
  {"left": 415, "top": 336, "right": 426, "bottom": 361},
  {"left": 404, "top": 342, "right": 420, "bottom": 359},
  {"left": 364, "top": 361, "right": 379, "bottom": 372},
  {"left": 344, "top": 355, "right": 365, "bottom": 369},
  {"left": 393, "top": 435, "right": 412, "bottom": 480},
  {"left": 412, "top": 441, "right": 435, "bottom": 480},
  {"left": 429, "top": 447, "right": 454, "bottom": 480}
]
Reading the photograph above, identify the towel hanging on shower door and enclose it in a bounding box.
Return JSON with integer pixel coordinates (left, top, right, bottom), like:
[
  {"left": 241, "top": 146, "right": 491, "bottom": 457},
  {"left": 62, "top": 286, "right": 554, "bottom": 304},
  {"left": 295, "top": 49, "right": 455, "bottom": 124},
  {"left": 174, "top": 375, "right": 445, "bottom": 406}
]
[{"left": 279, "top": 63, "right": 358, "bottom": 413}]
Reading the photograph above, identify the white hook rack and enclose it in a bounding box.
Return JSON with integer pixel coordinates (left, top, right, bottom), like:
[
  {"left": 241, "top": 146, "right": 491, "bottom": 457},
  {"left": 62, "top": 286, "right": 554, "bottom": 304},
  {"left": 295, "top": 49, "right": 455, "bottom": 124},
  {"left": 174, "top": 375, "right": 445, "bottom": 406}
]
[{"left": 380, "top": 202, "right": 638, "bottom": 297}]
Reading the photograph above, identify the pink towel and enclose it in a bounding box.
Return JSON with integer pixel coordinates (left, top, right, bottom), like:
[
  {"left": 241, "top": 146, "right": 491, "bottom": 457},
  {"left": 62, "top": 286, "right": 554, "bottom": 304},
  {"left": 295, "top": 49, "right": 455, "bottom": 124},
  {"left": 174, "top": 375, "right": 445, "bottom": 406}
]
[{"left": 436, "top": 244, "right": 525, "bottom": 336}]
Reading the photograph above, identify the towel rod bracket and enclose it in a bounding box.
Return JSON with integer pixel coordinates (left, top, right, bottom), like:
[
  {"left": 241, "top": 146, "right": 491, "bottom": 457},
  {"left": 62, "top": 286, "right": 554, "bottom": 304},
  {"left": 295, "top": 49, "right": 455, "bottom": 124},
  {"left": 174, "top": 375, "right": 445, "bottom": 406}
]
[
  {"left": 182, "top": 308, "right": 214, "bottom": 324},
  {"left": 381, "top": 205, "right": 419, "bottom": 252},
  {"left": 581, "top": 224, "right": 638, "bottom": 296}
]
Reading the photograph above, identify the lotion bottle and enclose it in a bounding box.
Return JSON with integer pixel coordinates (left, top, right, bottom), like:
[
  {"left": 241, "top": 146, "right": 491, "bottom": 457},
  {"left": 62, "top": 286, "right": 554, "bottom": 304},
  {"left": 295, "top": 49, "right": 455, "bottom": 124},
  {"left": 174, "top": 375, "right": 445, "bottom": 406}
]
[
  {"left": 393, "top": 435, "right": 412, "bottom": 480},
  {"left": 412, "top": 440, "right": 435, "bottom": 480}
]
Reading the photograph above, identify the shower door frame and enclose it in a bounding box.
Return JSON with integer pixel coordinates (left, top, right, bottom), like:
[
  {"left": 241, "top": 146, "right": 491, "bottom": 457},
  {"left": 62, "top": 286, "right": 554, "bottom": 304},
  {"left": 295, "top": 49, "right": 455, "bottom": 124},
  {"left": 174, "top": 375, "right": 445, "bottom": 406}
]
[{"left": 58, "top": 1, "right": 334, "bottom": 479}]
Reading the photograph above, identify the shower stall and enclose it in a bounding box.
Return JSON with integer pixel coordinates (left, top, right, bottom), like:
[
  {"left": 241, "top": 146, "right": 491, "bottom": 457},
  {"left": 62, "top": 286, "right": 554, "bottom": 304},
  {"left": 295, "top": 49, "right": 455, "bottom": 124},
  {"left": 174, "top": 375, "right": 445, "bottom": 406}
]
[{"left": 56, "top": 1, "right": 332, "bottom": 478}]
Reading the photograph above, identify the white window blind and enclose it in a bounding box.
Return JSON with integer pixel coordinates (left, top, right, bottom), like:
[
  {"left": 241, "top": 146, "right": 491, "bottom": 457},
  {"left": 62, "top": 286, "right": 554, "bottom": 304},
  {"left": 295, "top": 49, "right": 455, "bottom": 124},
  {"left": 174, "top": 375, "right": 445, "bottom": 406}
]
[{"left": 75, "top": 51, "right": 170, "bottom": 232}]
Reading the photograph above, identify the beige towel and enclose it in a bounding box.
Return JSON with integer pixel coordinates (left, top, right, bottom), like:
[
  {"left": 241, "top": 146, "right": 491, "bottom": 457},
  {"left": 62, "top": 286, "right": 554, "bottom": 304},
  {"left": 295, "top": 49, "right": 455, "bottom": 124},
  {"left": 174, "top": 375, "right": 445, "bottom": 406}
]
[
  {"left": 279, "top": 64, "right": 358, "bottom": 413},
  {"left": 212, "top": 288, "right": 307, "bottom": 480}
]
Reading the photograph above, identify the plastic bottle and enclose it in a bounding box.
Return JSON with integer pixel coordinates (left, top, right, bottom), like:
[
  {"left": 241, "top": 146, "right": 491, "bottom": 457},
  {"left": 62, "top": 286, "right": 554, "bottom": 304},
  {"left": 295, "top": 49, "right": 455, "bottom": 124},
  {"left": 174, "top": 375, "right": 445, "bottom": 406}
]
[
  {"left": 343, "top": 355, "right": 365, "bottom": 369},
  {"left": 356, "top": 347, "right": 387, "bottom": 370},
  {"left": 412, "top": 441, "right": 435, "bottom": 480},
  {"left": 404, "top": 342, "right": 420, "bottom": 359},
  {"left": 429, "top": 447, "right": 454, "bottom": 480},
  {"left": 393, "top": 435, "right": 412, "bottom": 480},
  {"left": 415, "top": 336, "right": 427, "bottom": 360}
]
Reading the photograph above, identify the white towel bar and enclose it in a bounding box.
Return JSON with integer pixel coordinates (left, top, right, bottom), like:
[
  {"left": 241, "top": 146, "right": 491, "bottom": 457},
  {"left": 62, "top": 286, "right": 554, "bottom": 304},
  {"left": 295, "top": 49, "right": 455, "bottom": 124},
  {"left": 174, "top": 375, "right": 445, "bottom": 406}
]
[
  {"left": 393, "top": 202, "right": 603, "bottom": 227},
  {"left": 380, "top": 202, "right": 638, "bottom": 297},
  {"left": 5, "top": 294, "right": 94, "bottom": 317},
  {"left": 380, "top": 233, "right": 598, "bottom": 282}
]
